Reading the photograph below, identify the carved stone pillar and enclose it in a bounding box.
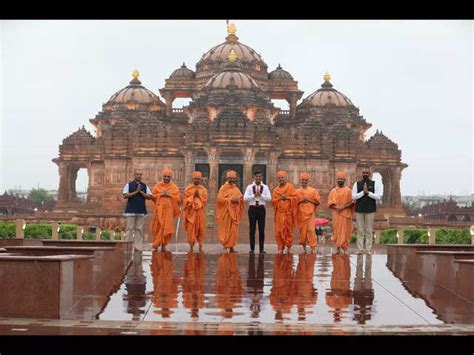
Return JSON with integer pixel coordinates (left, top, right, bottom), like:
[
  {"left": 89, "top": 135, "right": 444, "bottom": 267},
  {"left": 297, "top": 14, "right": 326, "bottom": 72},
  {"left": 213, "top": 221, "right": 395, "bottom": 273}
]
[
  {"left": 183, "top": 150, "right": 196, "bottom": 186},
  {"left": 68, "top": 167, "right": 78, "bottom": 202},
  {"left": 288, "top": 94, "right": 298, "bottom": 118},
  {"left": 163, "top": 92, "right": 174, "bottom": 116},
  {"left": 206, "top": 147, "right": 219, "bottom": 197},
  {"left": 266, "top": 150, "right": 280, "bottom": 191},
  {"left": 380, "top": 170, "right": 391, "bottom": 208},
  {"left": 57, "top": 161, "right": 69, "bottom": 203},
  {"left": 242, "top": 148, "right": 256, "bottom": 186},
  {"left": 390, "top": 167, "right": 403, "bottom": 209}
]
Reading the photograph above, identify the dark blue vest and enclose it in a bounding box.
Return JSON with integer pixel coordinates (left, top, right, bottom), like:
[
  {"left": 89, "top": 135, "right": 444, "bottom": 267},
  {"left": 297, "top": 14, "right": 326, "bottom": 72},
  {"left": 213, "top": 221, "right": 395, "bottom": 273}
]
[
  {"left": 125, "top": 181, "right": 148, "bottom": 214},
  {"left": 355, "top": 180, "right": 376, "bottom": 213}
]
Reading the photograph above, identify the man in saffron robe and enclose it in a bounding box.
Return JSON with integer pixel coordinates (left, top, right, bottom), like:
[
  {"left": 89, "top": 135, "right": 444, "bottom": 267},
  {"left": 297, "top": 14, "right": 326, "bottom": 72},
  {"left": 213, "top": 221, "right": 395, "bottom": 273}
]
[
  {"left": 183, "top": 171, "right": 208, "bottom": 253},
  {"left": 272, "top": 170, "right": 297, "bottom": 254},
  {"left": 151, "top": 168, "right": 181, "bottom": 252},
  {"left": 216, "top": 170, "right": 243, "bottom": 253},
  {"left": 295, "top": 172, "right": 321, "bottom": 253},
  {"left": 327, "top": 171, "right": 354, "bottom": 254}
]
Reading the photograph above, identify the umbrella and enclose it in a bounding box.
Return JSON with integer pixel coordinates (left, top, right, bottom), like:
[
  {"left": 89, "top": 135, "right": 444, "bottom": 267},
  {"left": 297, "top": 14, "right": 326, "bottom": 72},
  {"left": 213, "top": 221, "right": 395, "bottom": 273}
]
[{"left": 315, "top": 218, "right": 329, "bottom": 227}]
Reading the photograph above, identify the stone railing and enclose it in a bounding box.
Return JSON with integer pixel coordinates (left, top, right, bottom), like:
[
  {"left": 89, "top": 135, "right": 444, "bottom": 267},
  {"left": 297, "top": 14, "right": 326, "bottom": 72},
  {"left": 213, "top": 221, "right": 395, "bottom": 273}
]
[
  {"left": 1, "top": 219, "right": 125, "bottom": 241},
  {"left": 372, "top": 224, "right": 474, "bottom": 245},
  {"left": 387, "top": 216, "right": 472, "bottom": 228}
]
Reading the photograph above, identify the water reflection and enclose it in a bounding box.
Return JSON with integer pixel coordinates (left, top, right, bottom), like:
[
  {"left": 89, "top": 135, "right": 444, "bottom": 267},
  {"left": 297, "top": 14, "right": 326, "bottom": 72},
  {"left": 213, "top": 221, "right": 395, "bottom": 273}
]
[
  {"left": 269, "top": 253, "right": 294, "bottom": 320},
  {"left": 325, "top": 254, "right": 352, "bottom": 322},
  {"left": 247, "top": 253, "right": 265, "bottom": 318},
  {"left": 294, "top": 253, "right": 317, "bottom": 321},
  {"left": 182, "top": 252, "right": 206, "bottom": 320},
  {"left": 150, "top": 251, "right": 179, "bottom": 318},
  {"left": 98, "top": 247, "right": 458, "bottom": 326},
  {"left": 352, "top": 254, "right": 374, "bottom": 324},
  {"left": 215, "top": 253, "right": 242, "bottom": 318},
  {"left": 123, "top": 251, "right": 147, "bottom": 321}
]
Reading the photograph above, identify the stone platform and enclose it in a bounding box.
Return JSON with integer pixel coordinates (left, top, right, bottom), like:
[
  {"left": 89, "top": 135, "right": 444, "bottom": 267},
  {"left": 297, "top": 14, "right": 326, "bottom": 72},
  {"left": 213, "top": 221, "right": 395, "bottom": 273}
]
[{"left": 0, "top": 242, "right": 473, "bottom": 335}]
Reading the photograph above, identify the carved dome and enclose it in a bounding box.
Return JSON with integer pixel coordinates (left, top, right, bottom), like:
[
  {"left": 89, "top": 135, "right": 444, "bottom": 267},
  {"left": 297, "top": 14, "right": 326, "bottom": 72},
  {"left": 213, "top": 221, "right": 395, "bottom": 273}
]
[
  {"left": 169, "top": 62, "right": 195, "bottom": 79},
  {"left": 268, "top": 64, "right": 293, "bottom": 80},
  {"left": 201, "top": 41, "right": 264, "bottom": 64},
  {"left": 103, "top": 69, "right": 164, "bottom": 111},
  {"left": 204, "top": 57, "right": 259, "bottom": 90},
  {"left": 195, "top": 23, "right": 268, "bottom": 80},
  {"left": 301, "top": 73, "right": 355, "bottom": 108}
]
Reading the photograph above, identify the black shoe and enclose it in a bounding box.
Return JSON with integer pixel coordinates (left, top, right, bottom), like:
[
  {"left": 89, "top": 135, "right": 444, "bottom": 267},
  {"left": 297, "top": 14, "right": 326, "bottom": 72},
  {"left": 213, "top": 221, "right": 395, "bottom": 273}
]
[
  {"left": 249, "top": 250, "right": 255, "bottom": 254},
  {"left": 259, "top": 250, "right": 266, "bottom": 254}
]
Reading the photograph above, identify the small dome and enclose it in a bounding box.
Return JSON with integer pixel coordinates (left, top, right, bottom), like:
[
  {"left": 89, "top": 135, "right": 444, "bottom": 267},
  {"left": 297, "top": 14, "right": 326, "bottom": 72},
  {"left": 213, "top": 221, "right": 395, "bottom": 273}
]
[
  {"left": 302, "top": 73, "right": 355, "bottom": 108},
  {"left": 169, "top": 62, "right": 195, "bottom": 79},
  {"left": 103, "top": 69, "right": 164, "bottom": 111},
  {"left": 268, "top": 64, "right": 293, "bottom": 80},
  {"left": 205, "top": 58, "right": 259, "bottom": 90}
]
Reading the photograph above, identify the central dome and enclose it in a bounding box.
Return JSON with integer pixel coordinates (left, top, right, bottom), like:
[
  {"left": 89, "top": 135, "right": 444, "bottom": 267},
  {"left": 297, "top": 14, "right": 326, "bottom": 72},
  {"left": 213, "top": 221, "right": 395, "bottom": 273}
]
[
  {"left": 195, "top": 23, "right": 268, "bottom": 81},
  {"left": 202, "top": 41, "right": 264, "bottom": 64}
]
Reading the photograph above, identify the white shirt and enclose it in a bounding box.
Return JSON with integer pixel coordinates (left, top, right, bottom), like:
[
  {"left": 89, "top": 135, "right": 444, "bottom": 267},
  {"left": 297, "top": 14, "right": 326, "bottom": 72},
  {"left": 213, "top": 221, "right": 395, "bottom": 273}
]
[
  {"left": 243, "top": 182, "right": 272, "bottom": 206},
  {"left": 352, "top": 180, "right": 382, "bottom": 201},
  {"left": 123, "top": 182, "right": 152, "bottom": 216}
]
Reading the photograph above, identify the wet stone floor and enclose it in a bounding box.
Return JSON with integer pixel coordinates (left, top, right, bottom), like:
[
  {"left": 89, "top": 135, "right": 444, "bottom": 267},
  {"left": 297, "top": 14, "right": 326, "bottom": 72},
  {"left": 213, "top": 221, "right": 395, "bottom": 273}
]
[{"left": 96, "top": 243, "right": 472, "bottom": 327}]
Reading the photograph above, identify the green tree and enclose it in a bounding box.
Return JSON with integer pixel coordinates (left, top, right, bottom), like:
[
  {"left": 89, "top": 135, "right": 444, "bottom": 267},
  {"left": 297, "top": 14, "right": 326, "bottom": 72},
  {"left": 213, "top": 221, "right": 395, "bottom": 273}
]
[{"left": 28, "top": 188, "right": 52, "bottom": 205}]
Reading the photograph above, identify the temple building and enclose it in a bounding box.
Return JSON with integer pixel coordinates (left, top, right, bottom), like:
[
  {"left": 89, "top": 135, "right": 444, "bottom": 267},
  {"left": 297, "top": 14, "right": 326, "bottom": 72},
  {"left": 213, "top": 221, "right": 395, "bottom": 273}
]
[{"left": 53, "top": 23, "right": 407, "bottom": 223}]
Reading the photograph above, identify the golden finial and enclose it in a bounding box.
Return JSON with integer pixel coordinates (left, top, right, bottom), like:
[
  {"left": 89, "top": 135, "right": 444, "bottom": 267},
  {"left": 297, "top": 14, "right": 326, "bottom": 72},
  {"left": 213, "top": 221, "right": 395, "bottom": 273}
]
[
  {"left": 227, "top": 21, "right": 237, "bottom": 35},
  {"left": 323, "top": 72, "right": 331, "bottom": 82},
  {"left": 228, "top": 49, "right": 237, "bottom": 62},
  {"left": 132, "top": 68, "right": 140, "bottom": 79}
]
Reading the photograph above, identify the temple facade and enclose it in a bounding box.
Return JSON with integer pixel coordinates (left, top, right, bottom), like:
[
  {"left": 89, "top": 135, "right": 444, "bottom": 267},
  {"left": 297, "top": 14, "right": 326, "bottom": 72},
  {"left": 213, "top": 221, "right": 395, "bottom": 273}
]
[{"left": 53, "top": 23, "right": 407, "bottom": 217}]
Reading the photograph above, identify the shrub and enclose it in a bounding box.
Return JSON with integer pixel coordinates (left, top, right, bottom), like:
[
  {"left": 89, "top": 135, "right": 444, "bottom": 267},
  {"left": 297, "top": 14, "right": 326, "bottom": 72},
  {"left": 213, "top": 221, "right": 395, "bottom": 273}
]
[
  {"left": 380, "top": 229, "right": 397, "bottom": 244},
  {"left": 436, "top": 228, "right": 470, "bottom": 244},
  {"left": 59, "top": 224, "right": 77, "bottom": 240},
  {"left": 25, "top": 224, "right": 52, "bottom": 239},
  {"left": 350, "top": 234, "right": 357, "bottom": 244},
  {"left": 101, "top": 230, "right": 111, "bottom": 240},
  {"left": 0, "top": 222, "right": 16, "bottom": 239},
  {"left": 404, "top": 229, "right": 428, "bottom": 244}
]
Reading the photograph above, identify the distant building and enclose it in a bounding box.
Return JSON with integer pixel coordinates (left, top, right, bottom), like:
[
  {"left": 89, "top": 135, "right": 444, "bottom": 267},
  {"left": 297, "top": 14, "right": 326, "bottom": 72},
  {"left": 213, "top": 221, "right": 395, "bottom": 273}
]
[
  {"left": 0, "top": 191, "right": 38, "bottom": 216},
  {"left": 419, "top": 197, "right": 473, "bottom": 222}
]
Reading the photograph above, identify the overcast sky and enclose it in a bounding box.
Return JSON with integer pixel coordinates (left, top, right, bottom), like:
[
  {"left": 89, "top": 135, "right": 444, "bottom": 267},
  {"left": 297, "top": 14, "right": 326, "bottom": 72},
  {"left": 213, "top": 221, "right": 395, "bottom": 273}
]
[{"left": 1, "top": 20, "right": 472, "bottom": 196}]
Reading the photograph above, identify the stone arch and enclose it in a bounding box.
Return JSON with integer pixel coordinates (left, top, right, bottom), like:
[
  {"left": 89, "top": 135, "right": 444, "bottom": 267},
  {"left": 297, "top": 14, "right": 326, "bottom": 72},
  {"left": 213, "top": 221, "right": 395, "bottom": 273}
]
[{"left": 57, "top": 161, "right": 90, "bottom": 203}]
